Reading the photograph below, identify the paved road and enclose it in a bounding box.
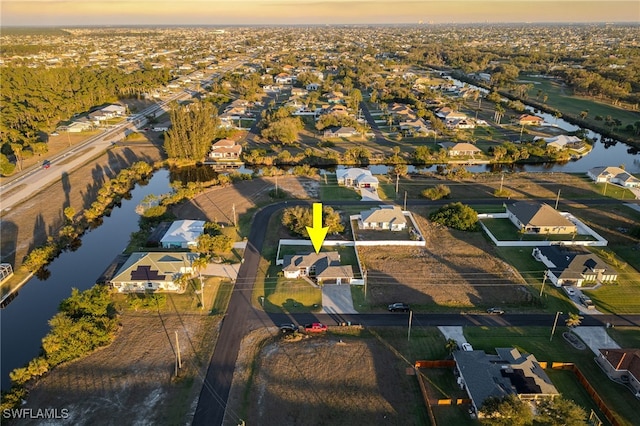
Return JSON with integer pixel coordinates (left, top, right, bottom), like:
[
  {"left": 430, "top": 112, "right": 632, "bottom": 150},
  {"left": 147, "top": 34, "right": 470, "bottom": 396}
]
[{"left": 192, "top": 198, "right": 640, "bottom": 425}]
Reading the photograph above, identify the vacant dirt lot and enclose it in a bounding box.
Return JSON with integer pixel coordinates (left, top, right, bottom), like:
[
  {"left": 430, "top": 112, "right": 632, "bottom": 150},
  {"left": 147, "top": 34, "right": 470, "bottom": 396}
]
[
  {"left": 224, "top": 330, "right": 427, "bottom": 426},
  {"left": 359, "top": 212, "right": 527, "bottom": 308},
  {"left": 21, "top": 311, "right": 219, "bottom": 426}
]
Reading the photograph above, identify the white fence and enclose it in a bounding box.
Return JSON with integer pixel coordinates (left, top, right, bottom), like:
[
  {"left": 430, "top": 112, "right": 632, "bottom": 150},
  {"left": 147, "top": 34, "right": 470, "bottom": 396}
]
[{"left": 478, "top": 213, "right": 609, "bottom": 247}]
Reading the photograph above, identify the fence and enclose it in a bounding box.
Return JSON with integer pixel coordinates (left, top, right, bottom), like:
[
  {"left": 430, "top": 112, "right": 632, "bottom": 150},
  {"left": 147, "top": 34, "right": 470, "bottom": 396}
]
[{"left": 550, "top": 362, "right": 621, "bottom": 426}]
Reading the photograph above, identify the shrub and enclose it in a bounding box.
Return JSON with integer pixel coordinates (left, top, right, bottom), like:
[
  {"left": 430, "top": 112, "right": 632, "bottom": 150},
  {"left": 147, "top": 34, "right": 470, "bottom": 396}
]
[
  {"left": 422, "top": 184, "right": 451, "bottom": 200},
  {"left": 429, "top": 202, "right": 478, "bottom": 231},
  {"left": 493, "top": 188, "right": 512, "bottom": 198}
]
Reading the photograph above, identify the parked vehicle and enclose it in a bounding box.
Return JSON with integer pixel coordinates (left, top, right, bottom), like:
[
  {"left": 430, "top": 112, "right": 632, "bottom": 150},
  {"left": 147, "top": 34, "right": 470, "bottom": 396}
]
[
  {"left": 461, "top": 343, "right": 473, "bottom": 351},
  {"left": 279, "top": 323, "right": 298, "bottom": 334},
  {"left": 42, "top": 160, "right": 51, "bottom": 169},
  {"left": 388, "top": 302, "right": 410, "bottom": 312},
  {"left": 486, "top": 307, "right": 505, "bottom": 315},
  {"left": 566, "top": 288, "right": 575, "bottom": 296},
  {"left": 304, "top": 323, "right": 328, "bottom": 333},
  {"left": 579, "top": 295, "right": 595, "bottom": 309}
]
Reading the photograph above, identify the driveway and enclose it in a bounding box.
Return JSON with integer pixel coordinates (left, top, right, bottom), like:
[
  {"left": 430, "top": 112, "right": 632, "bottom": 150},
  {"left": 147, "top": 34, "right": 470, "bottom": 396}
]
[
  {"left": 201, "top": 263, "right": 240, "bottom": 281},
  {"left": 321, "top": 285, "right": 358, "bottom": 314},
  {"left": 572, "top": 326, "right": 621, "bottom": 355},
  {"left": 360, "top": 187, "right": 381, "bottom": 201},
  {"left": 438, "top": 326, "right": 468, "bottom": 345}
]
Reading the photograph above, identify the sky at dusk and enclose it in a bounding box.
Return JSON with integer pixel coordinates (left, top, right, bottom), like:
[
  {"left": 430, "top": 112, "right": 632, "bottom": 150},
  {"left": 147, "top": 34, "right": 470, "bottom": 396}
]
[{"left": 1, "top": 1, "right": 638, "bottom": 26}]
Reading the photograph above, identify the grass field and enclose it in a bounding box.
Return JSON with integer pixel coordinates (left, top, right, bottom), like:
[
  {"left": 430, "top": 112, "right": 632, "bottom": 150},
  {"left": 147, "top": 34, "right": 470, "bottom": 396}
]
[
  {"left": 319, "top": 174, "right": 361, "bottom": 200},
  {"left": 464, "top": 326, "right": 640, "bottom": 426},
  {"left": 481, "top": 218, "right": 595, "bottom": 241},
  {"left": 523, "top": 75, "right": 640, "bottom": 131}
]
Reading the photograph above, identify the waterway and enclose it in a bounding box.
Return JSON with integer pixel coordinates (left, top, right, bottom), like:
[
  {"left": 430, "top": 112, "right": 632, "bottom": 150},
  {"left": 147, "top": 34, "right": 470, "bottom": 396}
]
[
  {"left": 1, "top": 107, "right": 639, "bottom": 391},
  {"left": 0, "top": 169, "right": 171, "bottom": 391}
]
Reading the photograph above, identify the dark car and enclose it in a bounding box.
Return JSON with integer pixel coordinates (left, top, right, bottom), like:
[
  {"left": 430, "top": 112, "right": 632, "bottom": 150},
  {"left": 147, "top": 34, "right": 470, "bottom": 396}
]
[
  {"left": 279, "top": 323, "right": 297, "bottom": 334},
  {"left": 487, "top": 307, "right": 505, "bottom": 315},
  {"left": 42, "top": 160, "right": 51, "bottom": 169},
  {"left": 388, "top": 303, "right": 410, "bottom": 312}
]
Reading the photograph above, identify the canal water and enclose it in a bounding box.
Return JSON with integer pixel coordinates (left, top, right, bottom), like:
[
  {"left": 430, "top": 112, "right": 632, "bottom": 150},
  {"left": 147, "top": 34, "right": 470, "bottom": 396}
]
[
  {"left": 0, "top": 169, "right": 171, "bottom": 391},
  {"left": 1, "top": 111, "right": 639, "bottom": 390}
]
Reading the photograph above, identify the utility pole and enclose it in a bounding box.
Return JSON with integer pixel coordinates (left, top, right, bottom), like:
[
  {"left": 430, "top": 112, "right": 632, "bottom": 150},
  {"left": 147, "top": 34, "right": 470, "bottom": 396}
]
[
  {"left": 200, "top": 274, "right": 204, "bottom": 310},
  {"left": 555, "top": 189, "right": 561, "bottom": 210},
  {"left": 403, "top": 191, "right": 407, "bottom": 211},
  {"left": 407, "top": 310, "right": 413, "bottom": 341},
  {"left": 499, "top": 173, "right": 504, "bottom": 192},
  {"left": 363, "top": 269, "right": 368, "bottom": 300},
  {"left": 550, "top": 311, "right": 563, "bottom": 342},
  {"left": 539, "top": 272, "right": 547, "bottom": 297},
  {"left": 395, "top": 173, "right": 399, "bottom": 195},
  {"left": 275, "top": 175, "right": 278, "bottom": 196},
  {"left": 232, "top": 203, "right": 237, "bottom": 227},
  {"left": 175, "top": 331, "right": 182, "bottom": 376}
]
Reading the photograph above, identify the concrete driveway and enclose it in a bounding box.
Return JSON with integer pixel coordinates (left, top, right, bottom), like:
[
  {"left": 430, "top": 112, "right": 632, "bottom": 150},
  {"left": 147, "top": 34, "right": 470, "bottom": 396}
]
[
  {"left": 201, "top": 263, "right": 240, "bottom": 281},
  {"left": 572, "top": 326, "right": 621, "bottom": 355},
  {"left": 322, "top": 285, "right": 358, "bottom": 314},
  {"left": 438, "top": 326, "right": 468, "bottom": 345}
]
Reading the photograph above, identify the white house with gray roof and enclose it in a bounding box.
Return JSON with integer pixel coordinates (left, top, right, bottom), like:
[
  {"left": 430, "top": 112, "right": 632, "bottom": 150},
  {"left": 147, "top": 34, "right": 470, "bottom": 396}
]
[
  {"left": 336, "top": 168, "right": 379, "bottom": 189},
  {"left": 282, "top": 252, "right": 354, "bottom": 285},
  {"left": 359, "top": 205, "right": 407, "bottom": 231},
  {"left": 588, "top": 166, "right": 640, "bottom": 188}
]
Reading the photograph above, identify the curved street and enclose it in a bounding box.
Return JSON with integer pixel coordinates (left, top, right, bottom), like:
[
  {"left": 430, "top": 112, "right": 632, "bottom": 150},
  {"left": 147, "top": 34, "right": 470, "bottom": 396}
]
[{"left": 192, "top": 199, "right": 640, "bottom": 426}]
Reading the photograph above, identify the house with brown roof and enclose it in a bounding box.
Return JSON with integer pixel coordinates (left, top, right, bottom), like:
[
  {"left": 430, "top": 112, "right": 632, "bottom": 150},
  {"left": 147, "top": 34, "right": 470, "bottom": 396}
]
[
  {"left": 597, "top": 349, "right": 640, "bottom": 398},
  {"left": 506, "top": 202, "right": 577, "bottom": 234},
  {"left": 282, "top": 252, "right": 354, "bottom": 285},
  {"left": 209, "top": 139, "right": 242, "bottom": 159},
  {"left": 439, "top": 142, "right": 483, "bottom": 157},
  {"left": 454, "top": 347, "right": 559, "bottom": 418},
  {"left": 359, "top": 205, "right": 407, "bottom": 231},
  {"left": 517, "top": 114, "right": 544, "bottom": 126},
  {"left": 110, "top": 252, "right": 198, "bottom": 293}
]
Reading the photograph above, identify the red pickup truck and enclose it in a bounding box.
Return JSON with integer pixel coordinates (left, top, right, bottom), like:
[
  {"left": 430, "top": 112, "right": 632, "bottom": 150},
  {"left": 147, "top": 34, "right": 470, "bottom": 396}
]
[{"left": 304, "top": 323, "right": 328, "bottom": 333}]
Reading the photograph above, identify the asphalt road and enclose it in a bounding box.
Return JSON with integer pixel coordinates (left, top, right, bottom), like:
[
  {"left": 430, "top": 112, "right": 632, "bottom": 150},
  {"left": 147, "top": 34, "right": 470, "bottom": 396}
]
[{"left": 192, "top": 199, "right": 640, "bottom": 426}]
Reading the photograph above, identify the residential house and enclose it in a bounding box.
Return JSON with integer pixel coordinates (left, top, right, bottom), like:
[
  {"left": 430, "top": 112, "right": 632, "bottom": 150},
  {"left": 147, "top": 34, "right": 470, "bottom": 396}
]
[
  {"left": 110, "top": 252, "right": 198, "bottom": 293},
  {"left": 359, "top": 205, "right": 407, "bottom": 231},
  {"left": 282, "top": 252, "right": 354, "bottom": 285},
  {"left": 159, "top": 220, "right": 205, "bottom": 249},
  {"left": 275, "top": 73, "right": 294, "bottom": 85},
  {"left": 336, "top": 168, "right": 379, "bottom": 189},
  {"left": 446, "top": 118, "right": 476, "bottom": 130},
  {"left": 534, "top": 135, "right": 587, "bottom": 152},
  {"left": 532, "top": 246, "right": 617, "bottom": 287},
  {"left": 454, "top": 347, "right": 559, "bottom": 418},
  {"left": 439, "top": 142, "right": 482, "bottom": 157},
  {"left": 399, "top": 117, "right": 431, "bottom": 135},
  {"left": 596, "top": 349, "right": 640, "bottom": 398},
  {"left": 291, "top": 87, "right": 308, "bottom": 97},
  {"left": 323, "top": 126, "right": 358, "bottom": 138},
  {"left": 101, "top": 104, "right": 126, "bottom": 116},
  {"left": 517, "top": 114, "right": 544, "bottom": 126},
  {"left": 306, "top": 82, "right": 320, "bottom": 91},
  {"left": 506, "top": 202, "right": 577, "bottom": 234},
  {"left": 209, "top": 138, "right": 242, "bottom": 159},
  {"left": 435, "top": 107, "right": 467, "bottom": 121},
  {"left": 588, "top": 166, "right": 640, "bottom": 188},
  {"left": 67, "top": 119, "right": 93, "bottom": 132}
]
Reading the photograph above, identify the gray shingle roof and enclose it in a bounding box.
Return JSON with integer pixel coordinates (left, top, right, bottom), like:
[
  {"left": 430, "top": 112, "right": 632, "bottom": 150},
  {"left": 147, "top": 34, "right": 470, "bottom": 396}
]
[{"left": 508, "top": 202, "right": 575, "bottom": 228}]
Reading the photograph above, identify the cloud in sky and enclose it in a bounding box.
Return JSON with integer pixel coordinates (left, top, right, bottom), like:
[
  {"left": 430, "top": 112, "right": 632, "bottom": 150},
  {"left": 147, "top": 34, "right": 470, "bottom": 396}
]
[{"left": 2, "top": 1, "right": 637, "bottom": 26}]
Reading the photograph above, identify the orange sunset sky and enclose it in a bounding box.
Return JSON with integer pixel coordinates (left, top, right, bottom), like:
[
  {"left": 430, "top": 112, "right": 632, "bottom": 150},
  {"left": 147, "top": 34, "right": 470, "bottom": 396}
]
[{"left": 1, "top": 1, "right": 638, "bottom": 26}]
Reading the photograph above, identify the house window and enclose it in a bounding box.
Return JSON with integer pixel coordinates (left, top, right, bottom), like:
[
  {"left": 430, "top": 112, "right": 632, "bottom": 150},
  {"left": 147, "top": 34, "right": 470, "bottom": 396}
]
[{"left": 147, "top": 283, "right": 153, "bottom": 288}]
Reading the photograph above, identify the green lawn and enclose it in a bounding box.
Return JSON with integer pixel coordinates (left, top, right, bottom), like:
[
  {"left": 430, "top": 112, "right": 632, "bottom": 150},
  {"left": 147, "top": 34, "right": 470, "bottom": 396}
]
[
  {"left": 523, "top": 75, "right": 640, "bottom": 130},
  {"left": 545, "top": 369, "right": 606, "bottom": 423},
  {"left": 493, "top": 247, "right": 574, "bottom": 313},
  {"left": 606, "top": 326, "right": 640, "bottom": 348},
  {"left": 481, "top": 218, "right": 595, "bottom": 242},
  {"left": 319, "top": 174, "right": 361, "bottom": 200},
  {"left": 464, "top": 326, "right": 640, "bottom": 426},
  {"left": 583, "top": 279, "right": 640, "bottom": 314},
  {"left": 265, "top": 276, "right": 322, "bottom": 313}
]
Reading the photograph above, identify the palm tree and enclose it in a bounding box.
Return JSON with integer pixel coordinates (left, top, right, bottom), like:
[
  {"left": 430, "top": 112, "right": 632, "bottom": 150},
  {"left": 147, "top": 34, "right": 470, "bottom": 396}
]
[
  {"left": 580, "top": 110, "right": 589, "bottom": 120},
  {"left": 494, "top": 105, "right": 505, "bottom": 125},
  {"left": 565, "top": 312, "right": 584, "bottom": 328},
  {"left": 445, "top": 338, "right": 458, "bottom": 355}
]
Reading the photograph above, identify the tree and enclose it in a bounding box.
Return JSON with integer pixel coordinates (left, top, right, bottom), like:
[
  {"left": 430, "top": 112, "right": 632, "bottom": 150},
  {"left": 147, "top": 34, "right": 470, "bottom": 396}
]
[
  {"left": 261, "top": 117, "right": 303, "bottom": 145},
  {"left": 579, "top": 110, "right": 589, "bottom": 120},
  {"left": 536, "top": 397, "right": 587, "bottom": 426},
  {"left": 429, "top": 202, "right": 478, "bottom": 231},
  {"left": 445, "top": 338, "right": 458, "bottom": 355},
  {"left": 164, "top": 101, "right": 220, "bottom": 160},
  {"left": 480, "top": 395, "right": 533, "bottom": 426},
  {"left": 282, "top": 205, "right": 343, "bottom": 237},
  {"left": 0, "top": 153, "right": 16, "bottom": 176},
  {"left": 348, "top": 88, "right": 362, "bottom": 111},
  {"left": 63, "top": 206, "right": 76, "bottom": 223},
  {"left": 565, "top": 312, "right": 583, "bottom": 328}
]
